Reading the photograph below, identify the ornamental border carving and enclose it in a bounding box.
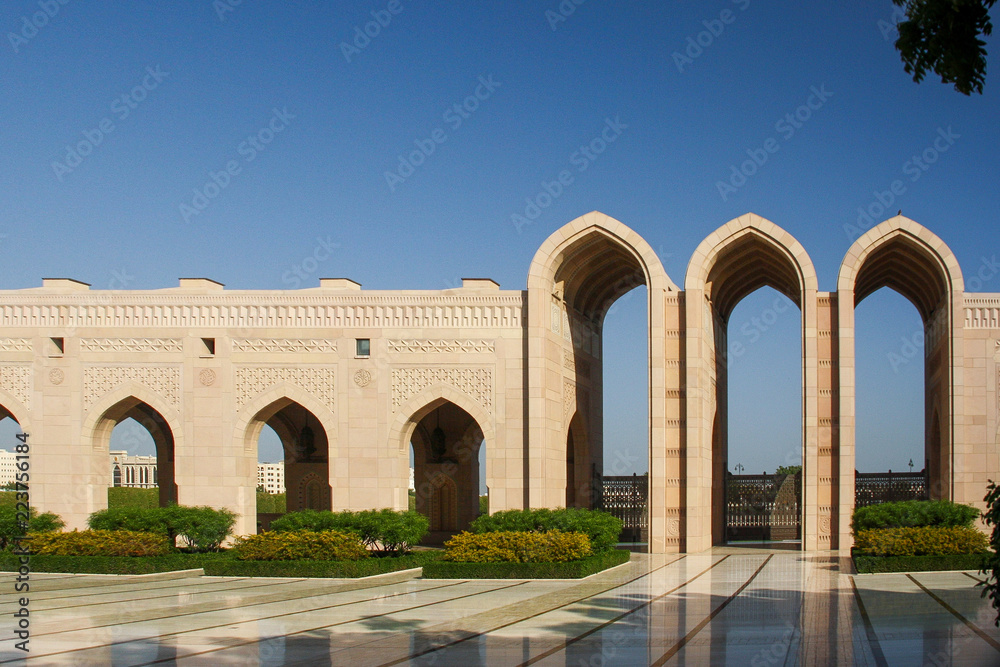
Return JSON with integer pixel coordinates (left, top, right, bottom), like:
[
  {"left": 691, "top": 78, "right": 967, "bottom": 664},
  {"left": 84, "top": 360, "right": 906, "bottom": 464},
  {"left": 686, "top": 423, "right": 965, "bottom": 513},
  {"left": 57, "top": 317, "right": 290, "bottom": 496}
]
[
  {"left": 391, "top": 366, "right": 493, "bottom": 413},
  {"left": 0, "top": 365, "right": 31, "bottom": 409},
  {"left": 83, "top": 365, "right": 181, "bottom": 410},
  {"left": 387, "top": 339, "right": 495, "bottom": 354},
  {"left": 0, "top": 338, "right": 32, "bottom": 352},
  {"left": 232, "top": 338, "right": 338, "bottom": 353},
  {"left": 80, "top": 338, "right": 183, "bottom": 353},
  {"left": 234, "top": 366, "right": 336, "bottom": 412}
]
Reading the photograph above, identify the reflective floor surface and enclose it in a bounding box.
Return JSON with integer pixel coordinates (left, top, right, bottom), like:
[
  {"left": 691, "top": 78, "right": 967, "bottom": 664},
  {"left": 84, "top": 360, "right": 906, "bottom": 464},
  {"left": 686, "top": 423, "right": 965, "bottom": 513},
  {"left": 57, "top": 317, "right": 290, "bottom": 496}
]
[{"left": 2, "top": 551, "right": 999, "bottom": 665}]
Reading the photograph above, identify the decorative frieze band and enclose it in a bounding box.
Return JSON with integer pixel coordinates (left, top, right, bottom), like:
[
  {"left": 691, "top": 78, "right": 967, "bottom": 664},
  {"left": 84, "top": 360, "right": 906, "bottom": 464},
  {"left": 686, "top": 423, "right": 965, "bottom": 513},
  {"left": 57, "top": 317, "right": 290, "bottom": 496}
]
[
  {"left": 83, "top": 365, "right": 181, "bottom": 410},
  {"left": 0, "top": 338, "right": 32, "bottom": 352},
  {"left": 81, "top": 338, "right": 183, "bottom": 353},
  {"left": 965, "top": 298, "right": 1000, "bottom": 329},
  {"left": 391, "top": 367, "right": 492, "bottom": 413},
  {"left": 0, "top": 295, "right": 525, "bottom": 331},
  {"left": 0, "top": 365, "right": 31, "bottom": 409},
  {"left": 387, "top": 339, "right": 495, "bottom": 354},
  {"left": 234, "top": 366, "right": 336, "bottom": 412},
  {"left": 232, "top": 338, "right": 337, "bottom": 353}
]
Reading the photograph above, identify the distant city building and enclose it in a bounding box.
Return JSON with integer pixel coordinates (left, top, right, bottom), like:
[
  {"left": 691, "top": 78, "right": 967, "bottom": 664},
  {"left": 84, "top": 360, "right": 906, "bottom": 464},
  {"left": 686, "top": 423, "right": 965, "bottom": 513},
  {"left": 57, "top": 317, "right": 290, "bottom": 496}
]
[
  {"left": 0, "top": 450, "right": 17, "bottom": 487},
  {"left": 110, "top": 450, "right": 157, "bottom": 488},
  {"left": 258, "top": 461, "right": 285, "bottom": 494}
]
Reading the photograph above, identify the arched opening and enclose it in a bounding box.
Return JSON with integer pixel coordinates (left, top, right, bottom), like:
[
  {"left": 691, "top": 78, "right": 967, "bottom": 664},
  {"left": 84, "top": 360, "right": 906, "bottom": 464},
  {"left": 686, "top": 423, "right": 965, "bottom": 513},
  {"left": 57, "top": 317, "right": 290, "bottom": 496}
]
[
  {"left": 94, "top": 398, "right": 176, "bottom": 507},
  {"left": 256, "top": 424, "right": 286, "bottom": 519},
  {"left": 0, "top": 408, "right": 24, "bottom": 491},
  {"left": 246, "top": 399, "right": 330, "bottom": 513},
  {"left": 409, "top": 399, "right": 484, "bottom": 542},
  {"left": 844, "top": 225, "right": 959, "bottom": 504},
  {"left": 528, "top": 213, "right": 675, "bottom": 550},
  {"left": 686, "top": 218, "right": 815, "bottom": 548}
]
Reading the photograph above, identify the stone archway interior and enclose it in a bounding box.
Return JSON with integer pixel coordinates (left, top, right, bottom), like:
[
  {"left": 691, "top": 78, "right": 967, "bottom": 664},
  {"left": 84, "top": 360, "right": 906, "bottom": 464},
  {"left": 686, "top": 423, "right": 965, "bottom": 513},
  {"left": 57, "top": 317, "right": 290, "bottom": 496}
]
[
  {"left": 97, "top": 398, "right": 177, "bottom": 507},
  {"left": 255, "top": 401, "right": 331, "bottom": 512}
]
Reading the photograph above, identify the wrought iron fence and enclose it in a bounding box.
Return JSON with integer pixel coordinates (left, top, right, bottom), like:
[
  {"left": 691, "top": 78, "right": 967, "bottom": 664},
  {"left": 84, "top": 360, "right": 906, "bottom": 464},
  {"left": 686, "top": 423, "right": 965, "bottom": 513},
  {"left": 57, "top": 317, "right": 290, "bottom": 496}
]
[
  {"left": 855, "top": 470, "right": 928, "bottom": 507},
  {"left": 597, "top": 473, "right": 648, "bottom": 543},
  {"left": 725, "top": 473, "right": 801, "bottom": 541}
]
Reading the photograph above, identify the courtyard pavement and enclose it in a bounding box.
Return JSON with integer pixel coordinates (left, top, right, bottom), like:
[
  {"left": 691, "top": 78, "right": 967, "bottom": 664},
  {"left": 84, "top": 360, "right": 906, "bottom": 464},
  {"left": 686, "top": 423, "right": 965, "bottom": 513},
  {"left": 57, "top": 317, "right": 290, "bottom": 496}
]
[{"left": 2, "top": 549, "right": 1000, "bottom": 666}]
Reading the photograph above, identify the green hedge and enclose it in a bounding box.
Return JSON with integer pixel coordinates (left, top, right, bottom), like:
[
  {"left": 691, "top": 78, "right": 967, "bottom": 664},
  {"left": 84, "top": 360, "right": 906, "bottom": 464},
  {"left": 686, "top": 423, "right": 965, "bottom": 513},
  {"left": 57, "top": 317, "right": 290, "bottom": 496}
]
[
  {"left": 854, "top": 552, "right": 989, "bottom": 574},
  {"left": 0, "top": 504, "right": 64, "bottom": 550},
  {"left": 442, "top": 530, "right": 591, "bottom": 563},
  {"left": 852, "top": 500, "right": 980, "bottom": 533},
  {"left": 854, "top": 525, "right": 989, "bottom": 556},
  {"left": 256, "top": 492, "right": 286, "bottom": 514},
  {"left": 422, "top": 548, "right": 631, "bottom": 579},
  {"left": 270, "top": 509, "right": 428, "bottom": 554},
  {"left": 470, "top": 508, "right": 623, "bottom": 553},
  {"left": 27, "top": 530, "right": 171, "bottom": 557},
  {"left": 108, "top": 487, "right": 159, "bottom": 509},
  {"left": 88, "top": 505, "right": 236, "bottom": 552},
  {"left": 232, "top": 530, "right": 368, "bottom": 561},
  {"left": 0, "top": 550, "right": 441, "bottom": 577}
]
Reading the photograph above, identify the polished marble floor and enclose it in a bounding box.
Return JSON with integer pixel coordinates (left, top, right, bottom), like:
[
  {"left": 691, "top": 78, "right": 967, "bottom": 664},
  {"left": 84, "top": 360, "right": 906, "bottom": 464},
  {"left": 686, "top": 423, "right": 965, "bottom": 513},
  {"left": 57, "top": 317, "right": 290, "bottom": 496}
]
[{"left": 2, "top": 551, "right": 999, "bottom": 665}]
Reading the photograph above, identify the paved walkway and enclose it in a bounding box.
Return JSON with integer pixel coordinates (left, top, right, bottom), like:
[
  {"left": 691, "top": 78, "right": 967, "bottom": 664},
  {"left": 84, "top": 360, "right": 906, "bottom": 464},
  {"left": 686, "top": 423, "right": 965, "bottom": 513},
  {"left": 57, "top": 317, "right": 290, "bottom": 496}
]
[{"left": 2, "top": 551, "right": 999, "bottom": 665}]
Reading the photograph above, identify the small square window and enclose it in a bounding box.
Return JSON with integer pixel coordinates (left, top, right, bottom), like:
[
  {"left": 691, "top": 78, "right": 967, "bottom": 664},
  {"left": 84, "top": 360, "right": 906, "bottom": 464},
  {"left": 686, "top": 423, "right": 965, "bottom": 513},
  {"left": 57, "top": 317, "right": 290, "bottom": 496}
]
[{"left": 356, "top": 339, "right": 370, "bottom": 357}]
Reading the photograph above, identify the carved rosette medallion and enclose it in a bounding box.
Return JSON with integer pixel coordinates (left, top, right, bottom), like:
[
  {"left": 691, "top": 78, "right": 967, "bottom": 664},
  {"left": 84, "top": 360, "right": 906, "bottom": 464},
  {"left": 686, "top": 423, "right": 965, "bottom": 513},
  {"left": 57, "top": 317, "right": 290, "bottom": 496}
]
[
  {"left": 354, "top": 369, "right": 372, "bottom": 387},
  {"left": 199, "top": 369, "right": 217, "bottom": 386},
  {"left": 49, "top": 368, "right": 64, "bottom": 385}
]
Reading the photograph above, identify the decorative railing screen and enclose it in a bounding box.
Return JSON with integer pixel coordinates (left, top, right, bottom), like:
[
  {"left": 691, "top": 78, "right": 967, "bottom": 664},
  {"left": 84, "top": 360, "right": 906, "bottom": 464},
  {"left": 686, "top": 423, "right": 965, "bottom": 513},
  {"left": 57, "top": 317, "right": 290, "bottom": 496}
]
[
  {"left": 855, "top": 470, "right": 928, "bottom": 507},
  {"left": 597, "top": 474, "right": 648, "bottom": 543},
  {"left": 725, "top": 473, "right": 801, "bottom": 542}
]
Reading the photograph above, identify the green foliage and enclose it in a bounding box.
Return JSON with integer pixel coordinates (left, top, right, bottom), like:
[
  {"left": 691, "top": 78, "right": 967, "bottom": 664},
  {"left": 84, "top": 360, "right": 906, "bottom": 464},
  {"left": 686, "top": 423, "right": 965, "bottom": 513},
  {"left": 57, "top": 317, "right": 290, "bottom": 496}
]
[
  {"left": 470, "top": 508, "right": 623, "bottom": 553},
  {"left": 479, "top": 494, "right": 488, "bottom": 516},
  {"left": 107, "top": 487, "right": 159, "bottom": 509},
  {"left": 0, "top": 550, "right": 442, "bottom": 577},
  {"left": 408, "top": 490, "right": 415, "bottom": 511},
  {"left": 270, "top": 509, "right": 428, "bottom": 554},
  {"left": 774, "top": 465, "right": 802, "bottom": 476},
  {"left": 855, "top": 553, "right": 988, "bottom": 574},
  {"left": 851, "top": 500, "right": 980, "bottom": 533},
  {"left": 442, "top": 530, "right": 591, "bottom": 563},
  {"left": 892, "top": 0, "right": 995, "bottom": 95},
  {"left": 854, "top": 526, "right": 988, "bottom": 556},
  {"left": 232, "top": 529, "right": 369, "bottom": 561},
  {"left": 27, "top": 530, "right": 171, "bottom": 557},
  {"left": 979, "top": 480, "right": 1000, "bottom": 626},
  {"left": 256, "top": 492, "right": 286, "bottom": 514},
  {"left": 0, "top": 504, "right": 64, "bottom": 550},
  {"left": 87, "top": 505, "right": 236, "bottom": 552},
  {"left": 424, "top": 548, "right": 631, "bottom": 579}
]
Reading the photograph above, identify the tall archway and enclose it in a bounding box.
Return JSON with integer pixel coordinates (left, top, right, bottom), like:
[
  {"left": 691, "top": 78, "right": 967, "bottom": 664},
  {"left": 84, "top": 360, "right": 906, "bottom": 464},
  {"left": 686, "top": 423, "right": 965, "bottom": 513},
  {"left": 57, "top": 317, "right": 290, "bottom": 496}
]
[
  {"left": 528, "top": 211, "right": 676, "bottom": 552},
  {"left": 408, "top": 399, "right": 484, "bottom": 541},
  {"left": 685, "top": 214, "right": 818, "bottom": 550},
  {"left": 243, "top": 398, "right": 331, "bottom": 513},
  {"left": 838, "top": 217, "right": 964, "bottom": 536},
  {"left": 91, "top": 396, "right": 177, "bottom": 507}
]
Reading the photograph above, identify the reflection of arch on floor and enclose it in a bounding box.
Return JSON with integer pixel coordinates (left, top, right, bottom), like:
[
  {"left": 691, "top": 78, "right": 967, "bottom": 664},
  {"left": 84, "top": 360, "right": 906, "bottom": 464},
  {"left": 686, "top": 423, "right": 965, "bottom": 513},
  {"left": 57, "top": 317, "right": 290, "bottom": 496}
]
[
  {"left": 89, "top": 394, "right": 178, "bottom": 507},
  {"left": 429, "top": 474, "right": 458, "bottom": 532}
]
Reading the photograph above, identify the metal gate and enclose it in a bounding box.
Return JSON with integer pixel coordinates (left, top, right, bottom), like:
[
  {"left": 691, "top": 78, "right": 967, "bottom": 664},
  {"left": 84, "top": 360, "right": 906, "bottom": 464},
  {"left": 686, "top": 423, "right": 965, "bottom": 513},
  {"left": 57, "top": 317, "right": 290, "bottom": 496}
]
[
  {"left": 597, "top": 473, "right": 648, "bottom": 543},
  {"left": 725, "top": 472, "right": 801, "bottom": 542}
]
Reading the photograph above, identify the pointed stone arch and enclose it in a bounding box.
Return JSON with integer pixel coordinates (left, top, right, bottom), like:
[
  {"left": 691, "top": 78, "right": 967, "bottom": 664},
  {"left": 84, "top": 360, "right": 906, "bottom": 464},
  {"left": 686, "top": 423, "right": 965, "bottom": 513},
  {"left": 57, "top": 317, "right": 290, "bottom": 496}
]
[
  {"left": 683, "top": 213, "right": 819, "bottom": 550},
  {"left": 527, "top": 211, "right": 675, "bottom": 551},
  {"left": 81, "top": 382, "right": 183, "bottom": 508},
  {"left": 837, "top": 216, "right": 965, "bottom": 543},
  {"left": 0, "top": 388, "right": 32, "bottom": 435}
]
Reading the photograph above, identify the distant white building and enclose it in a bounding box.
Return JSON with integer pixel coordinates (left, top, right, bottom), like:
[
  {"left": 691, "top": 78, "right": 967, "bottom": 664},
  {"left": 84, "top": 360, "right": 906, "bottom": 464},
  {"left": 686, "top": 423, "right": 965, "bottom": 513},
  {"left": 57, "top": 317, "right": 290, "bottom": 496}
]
[
  {"left": 0, "top": 450, "right": 17, "bottom": 487},
  {"left": 258, "top": 461, "right": 285, "bottom": 494},
  {"left": 110, "top": 450, "right": 158, "bottom": 488}
]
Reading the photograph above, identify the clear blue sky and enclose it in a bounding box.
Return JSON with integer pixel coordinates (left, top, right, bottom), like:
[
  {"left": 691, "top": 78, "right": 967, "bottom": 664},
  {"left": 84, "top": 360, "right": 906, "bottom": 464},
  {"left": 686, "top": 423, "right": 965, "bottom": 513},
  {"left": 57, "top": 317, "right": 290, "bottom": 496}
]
[{"left": 2, "top": 2, "right": 997, "bottom": 474}]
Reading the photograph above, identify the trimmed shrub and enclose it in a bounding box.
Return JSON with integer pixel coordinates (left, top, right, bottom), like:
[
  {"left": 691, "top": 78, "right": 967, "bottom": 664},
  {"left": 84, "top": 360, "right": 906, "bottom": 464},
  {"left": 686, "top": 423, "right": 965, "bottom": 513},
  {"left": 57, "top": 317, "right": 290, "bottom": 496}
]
[
  {"left": 270, "top": 509, "right": 428, "bottom": 555},
  {"left": 855, "top": 553, "right": 988, "bottom": 574},
  {"left": 980, "top": 480, "right": 1000, "bottom": 625},
  {"left": 231, "top": 529, "right": 369, "bottom": 561},
  {"left": 424, "top": 549, "right": 631, "bottom": 579},
  {"left": 256, "top": 492, "right": 286, "bottom": 514},
  {"left": 87, "top": 505, "right": 236, "bottom": 552},
  {"left": 854, "top": 526, "right": 989, "bottom": 556},
  {"left": 470, "top": 508, "right": 623, "bottom": 553},
  {"left": 0, "top": 504, "right": 64, "bottom": 550},
  {"left": 852, "top": 500, "right": 980, "bottom": 533},
  {"left": 108, "top": 487, "right": 158, "bottom": 509},
  {"left": 442, "top": 530, "right": 591, "bottom": 563},
  {"left": 27, "top": 530, "right": 171, "bottom": 557}
]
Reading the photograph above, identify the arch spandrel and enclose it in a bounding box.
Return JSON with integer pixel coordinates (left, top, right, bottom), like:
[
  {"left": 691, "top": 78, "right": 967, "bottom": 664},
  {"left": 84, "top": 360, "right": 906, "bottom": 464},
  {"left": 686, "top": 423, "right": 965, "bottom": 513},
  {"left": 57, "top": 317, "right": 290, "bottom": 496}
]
[
  {"left": 388, "top": 385, "right": 496, "bottom": 456},
  {"left": 0, "top": 389, "right": 32, "bottom": 434},
  {"left": 81, "top": 382, "right": 183, "bottom": 453},
  {"left": 233, "top": 383, "right": 338, "bottom": 455}
]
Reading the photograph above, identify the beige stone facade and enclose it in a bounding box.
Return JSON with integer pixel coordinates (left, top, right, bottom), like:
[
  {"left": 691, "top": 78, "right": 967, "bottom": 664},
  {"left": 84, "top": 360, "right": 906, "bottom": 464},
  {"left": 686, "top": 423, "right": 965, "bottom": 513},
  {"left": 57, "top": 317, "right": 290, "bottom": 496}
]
[{"left": 1, "top": 211, "right": 997, "bottom": 552}]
